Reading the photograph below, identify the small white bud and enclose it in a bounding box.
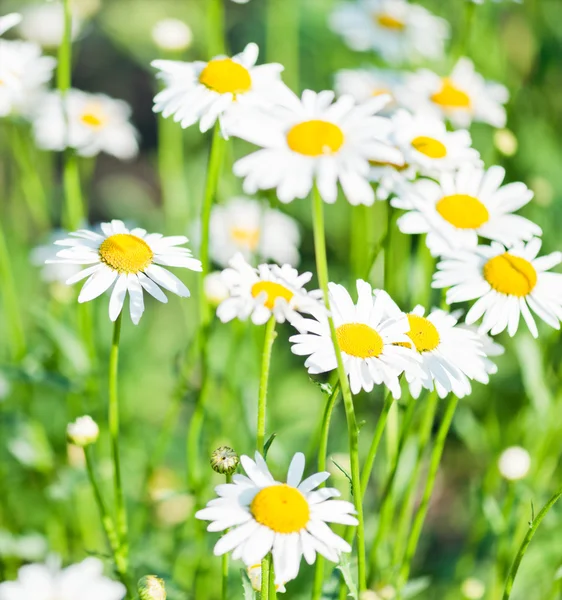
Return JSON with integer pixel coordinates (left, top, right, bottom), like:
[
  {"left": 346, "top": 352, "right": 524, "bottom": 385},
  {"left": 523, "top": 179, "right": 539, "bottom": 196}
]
[
  {"left": 498, "top": 446, "right": 531, "bottom": 481},
  {"left": 461, "top": 577, "right": 486, "bottom": 599},
  {"left": 67, "top": 416, "right": 99, "bottom": 447},
  {"left": 152, "top": 19, "right": 193, "bottom": 52},
  {"left": 204, "top": 272, "right": 229, "bottom": 307},
  {"left": 494, "top": 129, "right": 518, "bottom": 157}
]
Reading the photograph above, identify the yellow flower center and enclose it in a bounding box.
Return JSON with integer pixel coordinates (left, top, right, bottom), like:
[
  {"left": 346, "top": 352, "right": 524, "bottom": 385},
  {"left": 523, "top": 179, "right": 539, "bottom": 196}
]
[
  {"left": 375, "top": 13, "right": 406, "bottom": 30},
  {"left": 80, "top": 105, "right": 107, "bottom": 129},
  {"left": 199, "top": 58, "right": 252, "bottom": 95},
  {"left": 372, "top": 88, "right": 391, "bottom": 97},
  {"left": 336, "top": 323, "right": 384, "bottom": 358},
  {"left": 250, "top": 484, "right": 310, "bottom": 534},
  {"left": 483, "top": 253, "right": 537, "bottom": 297},
  {"left": 431, "top": 78, "right": 472, "bottom": 109},
  {"left": 411, "top": 136, "right": 447, "bottom": 159},
  {"left": 231, "top": 226, "right": 260, "bottom": 251},
  {"left": 436, "top": 194, "right": 490, "bottom": 229},
  {"left": 251, "top": 281, "right": 294, "bottom": 310},
  {"left": 404, "top": 314, "right": 440, "bottom": 353},
  {"left": 98, "top": 233, "right": 154, "bottom": 274},
  {"left": 286, "top": 120, "right": 345, "bottom": 157}
]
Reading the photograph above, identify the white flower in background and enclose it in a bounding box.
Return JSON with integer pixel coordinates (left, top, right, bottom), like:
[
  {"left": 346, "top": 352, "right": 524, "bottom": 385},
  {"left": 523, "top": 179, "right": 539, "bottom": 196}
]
[
  {"left": 196, "top": 452, "right": 358, "bottom": 586},
  {"left": 33, "top": 90, "right": 139, "bottom": 159},
  {"left": 210, "top": 197, "right": 301, "bottom": 267},
  {"left": 0, "top": 13, "right": 21, "bottom": 35},
  {"left": 229, "top": 90, "right": 403, "bottom": 205},
  {"left": 231, "top": 0, "right": 251, "bottom": 3},
  {"left": 0, "top": 40, "right": 56, "bottom": 117},
  {"left": 247, "top": 564, "right": 286, "bottom": 593},
  {"left": 433, "top": 238, "right": 562, "bottom": 338},
  {"left": 498, "top": 446, "right": 531, "bottom": 481},
  {"left": 48, "top": 220, "right": 202, "bottom": 325},
  {"left": 152, "top": 43, "right": 290, "bottom": 133},
  {"left": 138, "top": 575, "right": 167, "bottom": 600},
  {"left": 457, "top": 321, "right": 505, "bottom": 382},
  {"left": 471, "top": 0, "right": 521, "bottom": 3},
  {"left": 0, "top": 557, "right": 125, "bottom": 600},
  {"left": 216, "top": 253, "right": 323, "bottom": 331},
  {"left": 67, "top": 416, "right": 99, "bottom": 447},
  {"left": 369, "top": 159, "right": 415, "bottom": 201},
  {"left": 399, "top": 58, "right": 508, "bottom": 128},
  {"left": 461, "top": 578, "right": 486, "bottom": 600},
  {"left": 393, "top": 165, "right": 541, "bottom": 256},
  {"left": 152, "top": 18, "right": 193, "bottom": 52},
  {"left": 389, "top": 109, "right": 481, "bottom": 176},
  {"left": 329, "top": 0, "right": 449, "bottom": 64},
  {"left": 334, "top": 68, "right": 405, "bottom": 113},
  {"left": 290, "top": 281, "right": 419, "bottom": 397},
  {"left": 204, "top": 272, "right": 230, "bottom": 306},
  {"left": 18, "top": 3, "right": 80, "bottom": 48}
]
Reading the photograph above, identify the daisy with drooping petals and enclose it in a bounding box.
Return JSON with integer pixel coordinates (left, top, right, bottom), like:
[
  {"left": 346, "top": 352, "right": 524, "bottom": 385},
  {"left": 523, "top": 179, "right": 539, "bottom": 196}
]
[
  {"left": 399, "top": 58, "right": 509, "bottom": 128},
  {"left": 290, "top": 280, "right": 419, "bottom": 397},
  {"left": 33, "top": 90, "right": 139, "bottom": 159},
  {"left": 329, "top": 0, "right": 448, "bottom": 64},
  {"left": 196, "top": 452, "right": 357, "bottom": 586},
  {"left": 433, "top": 239, "right": 562, "bottom": 338},
  {"left": 0, "top": 13, "right": 21, "bottom": 35},
  {"left": 210, "top": 197, "right": 301, "bottom": 267},
  {"left": 48, "top": 220, "right": 202, "bottom": 325},
  {"left": 229, "top": 90, "right": 403, "bottom": 205},
  {"left": 334, "top": 68, "right": 405, "bottom": 114},
  {"left": 216, "top": 253, "right": 323, "bottom": 331},
  {"left": 152, "top": 42, "right": 291, "bottom": 133},
  {"left": 392, "top": 165, "right": 541, "bottom": 256}
]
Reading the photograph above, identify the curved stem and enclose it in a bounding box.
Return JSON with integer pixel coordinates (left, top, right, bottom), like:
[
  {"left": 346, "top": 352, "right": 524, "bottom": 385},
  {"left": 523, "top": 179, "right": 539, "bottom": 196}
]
[
  {"left": 221, "top": 472, "right": 233, "bottom": 600},
  {"left": 311, "top": 186, "right": 366, "bottom": 592},
  {"left": 257, "top": 317, "right": 277, "bottom": 453}
]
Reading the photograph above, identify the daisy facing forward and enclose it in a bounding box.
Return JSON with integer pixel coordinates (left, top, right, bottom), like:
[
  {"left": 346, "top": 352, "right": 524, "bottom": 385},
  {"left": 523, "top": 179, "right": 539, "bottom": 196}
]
[
  {"left": 196, "top": 452, "right": 357, "bottom": 586},
  {"left": 49, "top": 220, "right": 202, "bottom": 325},
  {"left": 33, "top": 90, "right": 139, "bottom": 159},
  {"left": 229, "top": 89, "right": 403, "bottom": 205},
  {"left": 216, "top": 253, "right": 323, "bottom": 331},
  {"left": 290, "top": 280, "right": 419, "bottom": 397},
  {"left": 152, "top": 42, "right": 290, "bottom": 132},
  {"left": 392, "top": 165, "right": 541, "bottom": 256},
  {"left": 329, "top": 0, "right": 448, "bottom": 64},
  {"left": 433, "top": 238, "right": 562, "bottom": 338}
]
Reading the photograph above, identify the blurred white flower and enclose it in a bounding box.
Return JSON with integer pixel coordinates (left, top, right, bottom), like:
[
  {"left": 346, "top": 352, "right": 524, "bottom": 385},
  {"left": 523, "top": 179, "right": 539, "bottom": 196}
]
[
  {"left": 204, "top": 272, "right": 230, "bottom": 306},
  {"left": 19, "top": 3, "right": 80, "bottom": 48},
  {"left": 498, "top": 446, "right": 531, "bottom": 481},
  {"left": 329, "top": 0, "right": 449, "bottom": 64},
  {"left": 67, "top": 415, "right": 99, "bottom": 447},
  {"left": 0, "top": 558, "right": 126, "bottom": 600},
  {"left": 210, "top": 197, "right": 301, "bottom": 267},
  {"left": 334, "top": 68, "right": 404, "bottom": 113},
  {"left": 461, "top": 577, "right": 486, "bottom": 599},
  {"left": 493, "top": 128, "right": 518, "bottom": 157},
  {"left": 138, "top": 575, "right": 167, "bottom": 600},
  {"left": 0, "top": 13, "right": 21, "bottom": 35},
  {"left": 399, "top": 58, "right": 508, "bottom": 128},
  {"left": 369, "top": 159, "right": 415, "bottom": 201},
  {"left": 33, "top": 89, "right": 139, "bottom": 159},
  {"left": 152, "top": 18, "right": 193, "bottom": 52}
]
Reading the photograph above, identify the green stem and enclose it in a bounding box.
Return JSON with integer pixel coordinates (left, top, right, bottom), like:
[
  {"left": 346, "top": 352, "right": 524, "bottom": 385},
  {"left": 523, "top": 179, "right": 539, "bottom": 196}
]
[
  {"left": 311, "top": 186, "right": 366, "bottom": 591},
  {"left": 221, "top": 472, "right": 233, "bottom": 600},
  {"left": 57, "top": 0, "right": 72, "bottom": 92},
  {"left": 269, "top": 554, "right": 277, "bottom": 599},
  {"left": 459, "top": 1, "right": 476, "bottom": 58},
  {"left": 108, "top": 313, "right": 129, "bottom": 570},
  {"left": 398, "top": 394, "right": 458, "bottom": 592},
  {"left": 257, "top": 317, "right": 277, "bottom": 453},
  {"left": 207, "top": 0, "right": 226, "bottom": 56},
  {"left": 261, "top": 555, "right": 270, "bottom": 600}
]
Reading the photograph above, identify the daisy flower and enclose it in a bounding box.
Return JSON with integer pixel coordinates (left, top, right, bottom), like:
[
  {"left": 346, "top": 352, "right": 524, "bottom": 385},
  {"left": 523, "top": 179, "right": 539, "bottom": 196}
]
[
  {"left": 210, "top": 196, "right": 301, "bottom": 267},
  {"left": 196, "top": 451, "right": 358, "bottom": 586},
  {"left": 33, "top": 90, "right": 139, "bottom": 159},
  {"left": 151, "top": 18, "right": 192, "bottom": 52},
  {"left": 229, "top": 89, "right": 403, "bottom": 205},
  {"left": 399, "top": 58, "right": 509, "bottom": 128},
  {"left": 369, "top": 158, "right": 415, "bottom": 201},
  {"left": 392, "top": 165, "right": 541, "bottom": 256},
  {"left": 48, "top": 220, "right": 202, "bottom": 325},
  {"left": 432, "top": 238, "right": 562, "bottom": 338},
  {"left": 0, "top": 13, "right": 21, "bottom": 35},
  {"left": 216, "top": 253, "right": 323, "bottom": 331},
  {"left": 0, "top": 557, "right": 125, "bottom": 600},
  {"left": 0, "top": 39, "right": 56, "bottom": 117},
  {"left": 290, "top": 280, "right": 419, "bottom": 397},
  {"left": 329, "top": 0, "right": 449, "bottom": 64},
  {"left": 152, "top": 42, "right": 290, "bottom": 133},
  {"left": 334, "top": 67, "right": 405, "bottom": 113}
]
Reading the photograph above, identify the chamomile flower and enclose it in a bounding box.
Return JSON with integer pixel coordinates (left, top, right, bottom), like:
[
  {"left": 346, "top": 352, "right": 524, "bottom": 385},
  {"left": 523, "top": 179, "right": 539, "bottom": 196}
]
[
  {"left": 196, "top": 452, "right": 358, "bottom": 586},
  {"left": 48, "top": 220, "right": 202, "bottom": 325},
  {"left": 0, "top": 39, "right": 56, "bottom": 117},
  {"left": 152, "top": 43, "right": 290, "bottom": 133},
  {"left": 0, "top": 13, "right": 21, "bottom": 35},
  {"left": 433, "top": 239, "right": 562, "bottom": 338},
  {"left": 210, "top": 197, "right": 301, "bottom": 267},
  {"left": 216, "top": 253, "right": 323, "bottom": 331},
  {"left": 334, "top": 68, "right": 405, "bottom": 113},
  {"left": 290, "top": 280, "right": 418, "bottom": 397},
  {"left": 229, "top": 90, "right": 403, "bottom": 205},
  {"left": 399, "top": 58, "right": 508, "bottom": 128},
  {"left": 33, "top": 90, "right": 139, "bottom": 159},
  {"left": 369, "top": 158, "right": 415, "bottom": 201},
  {"left": 329, "top": 0, "right": 449, "bottom": 64},
  {"left": 392, "top": 165, "right": 541, "bottom": 256}
]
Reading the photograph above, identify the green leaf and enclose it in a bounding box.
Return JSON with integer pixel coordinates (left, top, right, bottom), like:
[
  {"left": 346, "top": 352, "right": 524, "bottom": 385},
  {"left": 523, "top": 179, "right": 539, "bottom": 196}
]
[
  {"left": 331, "top": 459, "right": 353, "bottom": 496},
  {"left": 336, "top": 555, "right": 358, "bottom": 600},
  {"left": 241, "top": 569, "right": 256, "bottom": 600},
  {"left": 310, "top": 379, "right": 334, "bottom": 396},
  {"left": 263, "top": 433, "right": 277, "bottom": 459}
]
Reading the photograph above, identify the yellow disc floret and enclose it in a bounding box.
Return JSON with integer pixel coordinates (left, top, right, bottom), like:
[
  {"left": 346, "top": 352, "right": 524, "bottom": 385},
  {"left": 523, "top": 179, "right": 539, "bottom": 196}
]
[
  {"left": 251, "top": 281, "right": 294, "bottom": 310},
  {"left": 411, "top": 136, "right": 447, "bottom": 159},
  {"left": 436, "top": 194, "right": 490, "bottom": 229},
  {"left": 80, "top": 104, "right": 107, "bottom": 129},
  {"left": 376, "top": 13, "right": 406, "bottom": 30},
  {"left": 199, "top": 58, "right": 252, "bottom": 95},
  {"left": 483, "top": 253, "right": 537, "bottom": 297},
  {"left": 431, "top": 78, "right": 472, "bottom": 109},
  {"left": 286, "top": 120, "right": 345, "bottom": 157},
  {"left": 250, "top": 484, "right": 310, "bottom": 534},
  {"left": 99, "top": 233, "right": 154, "bottom": 274},
  {"left": 404, "top": 314, "right": 440, "bottom": 353},
  {"left": 336, "top": 323, "right": 384, "bottom": 358}
]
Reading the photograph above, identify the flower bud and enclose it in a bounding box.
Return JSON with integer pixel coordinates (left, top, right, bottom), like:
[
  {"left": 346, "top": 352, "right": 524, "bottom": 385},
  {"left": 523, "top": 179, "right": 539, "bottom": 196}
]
[
  {"left": 138, "top": 575, "right": 166, "bottom": 600},
  {"left": 498, "top": 446, "right": 531, "bottom": 481},
  {"left": 247, "top": 564, "right": 286, "bottom": 593},
  {"left": 461, "top": 577, "right": 485, "bottom": 599},
  {"left": 152, "top": 19, "right": 193, "bottom": 52},
  {"left": 210, "top": 446, "right": 239, "bottom": 475},
  {"left": 67, "top": 416, "right": 99, "bottom": 447}
]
